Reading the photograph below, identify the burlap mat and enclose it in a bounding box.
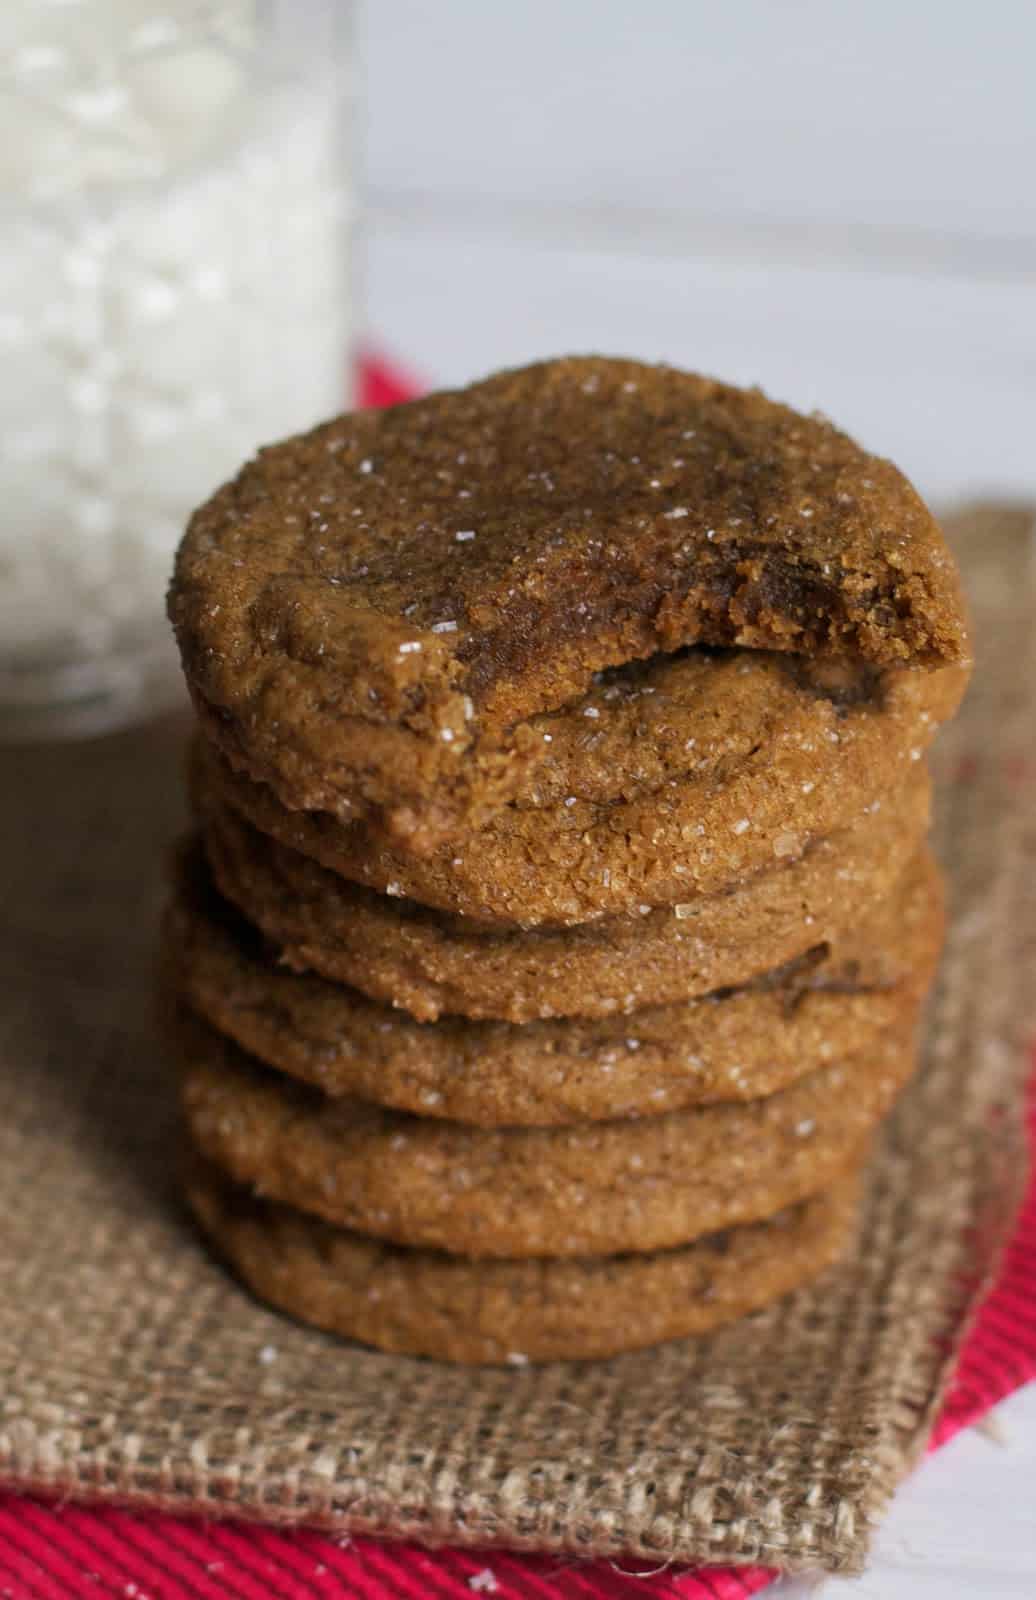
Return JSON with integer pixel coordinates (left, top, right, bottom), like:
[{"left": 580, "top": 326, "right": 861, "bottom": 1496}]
[{"left": 1, "top": 505, "right": 1033, "bottom": 1577}]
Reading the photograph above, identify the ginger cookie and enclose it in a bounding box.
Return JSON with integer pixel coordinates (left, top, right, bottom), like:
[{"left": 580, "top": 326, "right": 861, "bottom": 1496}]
[
  {"left": 175, "top": 1007, "right": 919, "bottom": 1258},
  {"left": 196, "top": 650, "right": 965, "bottom": 926},
  {"left": 198, "top": 765, "right": 931, "bottom": 1022},
  {"left": 170, "top": 357, "right": 969, "bottom": 851},
  {"left": 166, "top": 840, "right": 943, "bottom": 1126},
  {"left": 186, "top": 1157, "right": 860, "bottom": 1364}
]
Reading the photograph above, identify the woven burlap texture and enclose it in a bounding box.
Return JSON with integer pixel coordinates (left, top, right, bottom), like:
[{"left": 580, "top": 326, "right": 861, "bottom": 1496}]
[{"left": 1, "top": 506, "right": 1033, "bottom": 1577}]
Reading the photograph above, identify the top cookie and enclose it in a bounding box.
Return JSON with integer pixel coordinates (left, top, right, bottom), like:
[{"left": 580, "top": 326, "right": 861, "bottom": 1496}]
[{"left": 170, "top": 356, "right": 969, "bottom": 848}]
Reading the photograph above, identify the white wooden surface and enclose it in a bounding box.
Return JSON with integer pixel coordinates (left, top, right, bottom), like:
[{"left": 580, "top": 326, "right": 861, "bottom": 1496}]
[
  {"left": 361, "top": 5, "right": 1035, "bottom": 1591},
  {"left": 362, "top": 0, "right": 1036, "bottom": 506}
]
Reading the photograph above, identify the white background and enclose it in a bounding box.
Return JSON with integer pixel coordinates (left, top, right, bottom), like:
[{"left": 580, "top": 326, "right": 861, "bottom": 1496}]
[
  {"left": 362, "top": 0, "right": 1036, "bottom": 506},
  {"left": 362, "top": 5, "right": 1035, "bottom": 1593}
]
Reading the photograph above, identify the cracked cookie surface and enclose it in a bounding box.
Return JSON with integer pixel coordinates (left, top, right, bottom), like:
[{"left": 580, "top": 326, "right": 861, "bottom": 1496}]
[
  {"left": 176, "top": 1006, "right": 918, "bottom": 1258},
  {"left": 197, "top": 765, "right": 931, "bottom": 1022},
  {"left": 196, "top": 649, "right": 963, "bottom": 926},
  {"left": 166, "top": 841, "right": 941, "bottom": 1125},
  {"left": 170, "top": 357, "right": 969, "bottom": 851}
]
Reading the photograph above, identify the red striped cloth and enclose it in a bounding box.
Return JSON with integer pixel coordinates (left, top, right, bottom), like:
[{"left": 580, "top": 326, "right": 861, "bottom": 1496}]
[{"left": 1, "top": 358, "right": 1030, "bottom": 1600}]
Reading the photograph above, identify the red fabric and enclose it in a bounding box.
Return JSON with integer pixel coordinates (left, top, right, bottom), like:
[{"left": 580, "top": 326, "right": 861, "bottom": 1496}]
[
  {"left": 1, "top": 358, "right": 1030, "bottom": 1599},
  {"left": 355, "top": 348, "right": 424, "bottom": 410}
]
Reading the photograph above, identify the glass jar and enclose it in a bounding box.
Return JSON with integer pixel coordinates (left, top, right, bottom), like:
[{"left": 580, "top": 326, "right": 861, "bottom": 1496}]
[{"left": 0, "top": 1, "right": 354, "bottom": 739}]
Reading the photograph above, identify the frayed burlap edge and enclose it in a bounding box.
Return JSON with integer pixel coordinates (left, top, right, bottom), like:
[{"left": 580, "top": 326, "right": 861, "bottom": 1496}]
[{"left": 0, "top": 504, "right": 1033, "bottom": 1576}]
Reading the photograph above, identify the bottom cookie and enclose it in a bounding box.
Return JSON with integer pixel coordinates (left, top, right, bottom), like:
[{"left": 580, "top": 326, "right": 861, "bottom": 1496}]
[{"left": 186, "top": 1158, "right": 861, "bottom": 1364}]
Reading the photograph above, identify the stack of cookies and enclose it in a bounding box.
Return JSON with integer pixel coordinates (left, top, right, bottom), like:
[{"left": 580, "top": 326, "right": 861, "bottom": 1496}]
[{"left": 164, "top": 357, "right": 970, "bottom": 1363}]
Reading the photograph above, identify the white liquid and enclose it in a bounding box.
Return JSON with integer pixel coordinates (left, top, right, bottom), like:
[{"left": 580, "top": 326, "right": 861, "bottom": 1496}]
[{"left": 0, "top": 0, "right": 351, "bottom": 725}]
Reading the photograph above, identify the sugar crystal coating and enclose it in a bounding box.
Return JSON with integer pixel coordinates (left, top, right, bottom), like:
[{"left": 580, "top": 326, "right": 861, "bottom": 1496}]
[{"left": 170, "top": 356, "right": 969, "bottom": 848}]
